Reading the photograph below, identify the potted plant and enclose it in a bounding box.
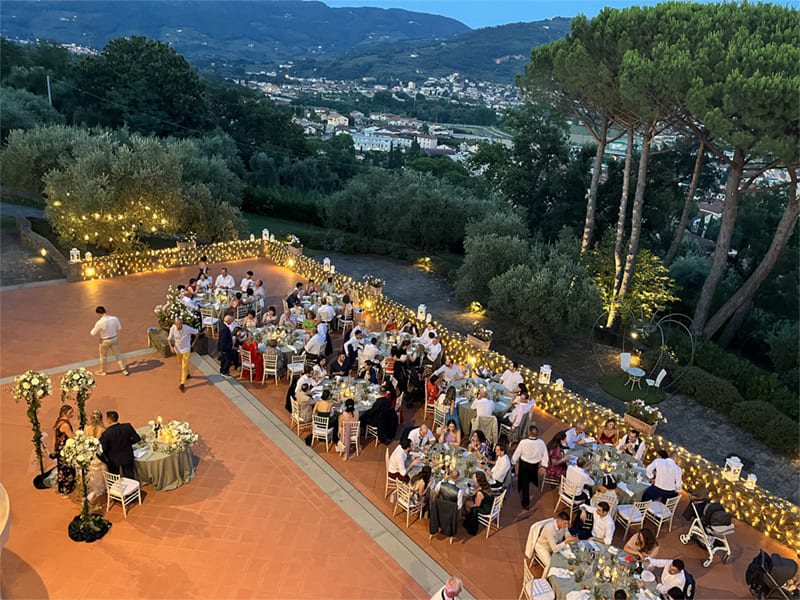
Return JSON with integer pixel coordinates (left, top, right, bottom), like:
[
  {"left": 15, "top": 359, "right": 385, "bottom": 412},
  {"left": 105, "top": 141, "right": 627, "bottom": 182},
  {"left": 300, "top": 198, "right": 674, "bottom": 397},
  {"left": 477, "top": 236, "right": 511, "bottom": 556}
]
[
  {"left": 154, "top": 286, "right": 201, "bottom": 331},
  {"left": 9, "top": 370, "right": 52, "bottom": 486},
  {"left": 176, "top": 231, "right": 197, "bottom": 249},
  {"left": 60, "top": 368, "right": 96, "bottom": 429},
  {"left": 62, "top": 431, "right": 112, "bottom": 542},
  {"left": 467, "top": 321, "right": 493, "bottom": 351},
  {"left": 623, "top": 398, "right": 667, "bottom": 437},
  {"left": 286, "top": 234, "right": 303, "bottom": 256},
  {"left": 362, "top": 274, "right": 386, "bottom": 296}
]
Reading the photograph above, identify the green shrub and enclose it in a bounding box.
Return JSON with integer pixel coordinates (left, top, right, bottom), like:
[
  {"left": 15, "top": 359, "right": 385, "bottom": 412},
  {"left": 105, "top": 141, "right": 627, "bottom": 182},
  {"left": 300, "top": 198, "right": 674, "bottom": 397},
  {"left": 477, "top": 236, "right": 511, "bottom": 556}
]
[
  {"left": 729, "top": 401, "right": 800, "bottom": 457},
  {"left": 507, "top": 320, "right": 554, "bottom": 357},
  {"left": 675, "top": 367, "right": 742, "bottom": 416}
]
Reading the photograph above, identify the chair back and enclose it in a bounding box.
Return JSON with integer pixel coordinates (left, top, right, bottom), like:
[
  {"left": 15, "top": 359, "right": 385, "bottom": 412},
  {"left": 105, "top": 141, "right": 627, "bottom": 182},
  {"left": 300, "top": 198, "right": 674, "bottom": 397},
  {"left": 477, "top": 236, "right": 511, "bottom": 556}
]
[
  {"left": 620, "top": 352, "right": 631, "bottom": 372},
  {"left": 664, "top": 494, "right": 681, "bottom": 515},
  {"left": 471, "top": 415, "right": 498, "bottom": 446},
  {"left": 345, "top": 420, "right": 360, "bottom": 443},
  {"left": 525, "top": 517, "right": 556, "bottom": 559},
  {"left": 264, "top": 352, "right": 279, "bottom": 370},
  {"left": 236, "top": 304, "right": 249, "bottom": 322},
  {"left": 313, "top": 414, "right": 331, "bottom": 433},
  {"left": 290, "top": 397, "right": 302, "bottom": 420},
  {"left": 560, "top": 476, "right": 580, "bottom": 499},
  {"left": 593, "top": 490, "right": 618, "bottom": 514},
  {"left": 654, "top": 368, "right": 667, "bottom": 387},
  {"left": 395, "top": 480, "right": 414, "bottom": 508},
  {"left": 629, "top": 500, "right": 651, "bottom": 522},
  {"left": 240, "top": 348, "right": 253, "bottom": 367},
  {"left": 489, "top": 490, "right": 506, "bottom": 518}
]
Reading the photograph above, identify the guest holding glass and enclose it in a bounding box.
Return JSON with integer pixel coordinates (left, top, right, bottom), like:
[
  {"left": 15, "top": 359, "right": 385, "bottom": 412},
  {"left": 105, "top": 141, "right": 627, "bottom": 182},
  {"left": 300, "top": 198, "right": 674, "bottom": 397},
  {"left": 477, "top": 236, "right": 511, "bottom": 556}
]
[
  {"left": 463, "top": 471, "right": 494, "bottom": 535},
  {"left": 437, "top": 386, "right": 461, "bottom": 433},
  {"left": 624, "top": 528, "right": 660, "bottom": 560},
  {"left": 439, "top": 419, "right": 461, "bottom": 446},
  {"left": 467, "top": 430, "right": 490, "bottom": 461}
]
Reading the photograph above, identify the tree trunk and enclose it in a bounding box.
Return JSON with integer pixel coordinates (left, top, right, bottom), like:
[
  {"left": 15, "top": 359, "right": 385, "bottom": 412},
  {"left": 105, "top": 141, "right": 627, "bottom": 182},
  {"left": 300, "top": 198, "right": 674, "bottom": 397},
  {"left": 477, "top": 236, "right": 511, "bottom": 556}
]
[
  {"left": 618, "top": 122, "right": 655, "bottom": 306},
  {"left": 664, "top": 140, "right": 705, "bottom": 267},
  {"left": 717, "top": 299, "right": 753, "bottom": 349},
  {"left": 580, "top": 116, "right": 609, "bottom": 256},
  {"left": 605, "top": 126, "right": 635, "bottom": 328},
  {"left": 692, "top": 148, "right": 745, "bottom": 334},
  {"left": 702, "top": 176, "right": 799, "bottom": 339}
]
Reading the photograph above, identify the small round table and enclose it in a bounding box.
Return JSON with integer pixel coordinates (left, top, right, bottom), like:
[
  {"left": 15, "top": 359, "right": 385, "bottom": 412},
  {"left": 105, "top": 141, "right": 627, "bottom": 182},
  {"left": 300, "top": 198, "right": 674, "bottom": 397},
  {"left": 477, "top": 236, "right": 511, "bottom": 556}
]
[
  {"left": 133, "top": 427, "right": 197, "bottom": 491},
  {"left": 626, "top": 368, "right": 646, "bottom": 390}
]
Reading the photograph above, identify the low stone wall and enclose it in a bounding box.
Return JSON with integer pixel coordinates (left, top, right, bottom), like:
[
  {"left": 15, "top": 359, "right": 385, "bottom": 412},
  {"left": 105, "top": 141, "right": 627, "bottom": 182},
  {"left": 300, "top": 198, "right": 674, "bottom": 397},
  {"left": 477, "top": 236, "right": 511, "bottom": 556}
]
[{"left": 15, "top": 216, "right": 81, "bottom": 281}]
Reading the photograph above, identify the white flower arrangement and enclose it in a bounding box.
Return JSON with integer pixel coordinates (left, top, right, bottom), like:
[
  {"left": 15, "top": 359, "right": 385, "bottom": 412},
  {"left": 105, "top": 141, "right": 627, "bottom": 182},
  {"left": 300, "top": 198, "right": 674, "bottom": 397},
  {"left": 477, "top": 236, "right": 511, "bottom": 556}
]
[
  {"left": 148, "top": 420, "right": 199, "bottom": 455},
  {"left": 471, "top": 321, "right": 494, "bottom": 342},
  {"left": 625, "top": 398, "right": 667, "bottom": 425},
  {"left": 287, "top": 234, "right": 302, "bottom": 248},
  {"left": 362, "top": 274, "right": 386, "bottom": 288},
  {"left": 60, "top": 368, "right": 95, "bottom": 396},
  {"left": 61, "top": 430, "right": 101, "bottom": 470},
  {"left": 154, "top": 286, "right": 200, "bottom": 329},
  {"left": 11, "top": 370, "right": 52, "bottom": 402}
]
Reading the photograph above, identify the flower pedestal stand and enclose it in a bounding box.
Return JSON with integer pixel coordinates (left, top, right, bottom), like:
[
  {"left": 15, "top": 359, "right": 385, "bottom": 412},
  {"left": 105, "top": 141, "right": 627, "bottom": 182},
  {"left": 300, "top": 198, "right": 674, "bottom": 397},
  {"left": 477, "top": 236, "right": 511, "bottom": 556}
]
[
  {"left": 467, "top": 334, "right": 491, "bottom": 352},
  {"left": 623, "top": 412, "right": 658, "bottom": 437}
]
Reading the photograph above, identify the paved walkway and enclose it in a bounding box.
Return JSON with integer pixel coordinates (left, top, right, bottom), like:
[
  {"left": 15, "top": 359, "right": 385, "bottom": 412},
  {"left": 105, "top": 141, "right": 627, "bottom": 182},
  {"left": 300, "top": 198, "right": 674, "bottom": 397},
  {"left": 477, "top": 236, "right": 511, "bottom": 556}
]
[{"left": 0, "top": 201, "right": 63, "bottom": 287}]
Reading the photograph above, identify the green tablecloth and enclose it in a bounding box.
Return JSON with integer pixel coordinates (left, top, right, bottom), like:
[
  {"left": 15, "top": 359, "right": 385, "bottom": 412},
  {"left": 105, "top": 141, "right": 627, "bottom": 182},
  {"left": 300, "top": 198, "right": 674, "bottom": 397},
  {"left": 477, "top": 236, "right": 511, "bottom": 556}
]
[
  {"left": 134, "top": 427, "right": 197, "bottom": 491},
  {"left": 566, "top": 446, "right": 649, "bottom": 503},
  {"left": 547, "top": 541, "right": 659, "bottom": 600}
]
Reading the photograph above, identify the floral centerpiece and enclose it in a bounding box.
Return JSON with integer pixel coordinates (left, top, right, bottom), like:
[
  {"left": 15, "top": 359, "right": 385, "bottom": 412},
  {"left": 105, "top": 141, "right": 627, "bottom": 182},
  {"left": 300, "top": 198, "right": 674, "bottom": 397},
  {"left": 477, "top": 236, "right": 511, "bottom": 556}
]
[
  {"left": 60, "top": 368, "right": 95, "bottom": 429},
  {"left": 177, "top": 231, "right": 197, "bottom": 249},
  {"left": 9, "top": 370, "right": 52, "bottom": 478},
  {"left": 286, "top": 234, "right": 303, "bottom": 255},
  {"left": 624, "top": 398, "right": 667, "bottom": 436},
  {"left": 61, "top": 430, "right": 111, "bottom": 541},
  {"left": 146, "top": 418, "right": 199, "bottom": 455},
  {"left": 467, "top": 321, "right": 493, "bottom": 351},
  {"left": 154, "top": 285, "right": 200, "bottom": 330},
  {"left": 362, "top": 274, "right": 386, "bottom": 296}
]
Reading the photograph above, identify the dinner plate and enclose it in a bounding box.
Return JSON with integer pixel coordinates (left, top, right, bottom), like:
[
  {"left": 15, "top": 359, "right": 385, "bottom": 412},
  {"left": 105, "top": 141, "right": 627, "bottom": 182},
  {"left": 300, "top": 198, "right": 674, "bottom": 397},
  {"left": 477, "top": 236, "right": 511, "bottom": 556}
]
[
  {"left": 640, "top": 570, "right": 655, "bottom": 582},
  {"left": 566, "top": 590, "right": 589, "bottom": 600}
]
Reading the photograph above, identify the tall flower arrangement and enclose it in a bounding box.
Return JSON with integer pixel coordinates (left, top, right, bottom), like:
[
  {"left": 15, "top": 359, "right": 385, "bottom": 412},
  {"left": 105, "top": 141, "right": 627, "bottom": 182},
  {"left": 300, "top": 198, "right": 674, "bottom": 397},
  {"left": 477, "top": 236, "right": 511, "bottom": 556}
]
[
  {"left": 154, "top": 285, "right": 200, "bottom": 329},
  {"left": 9, "top": 370, "right": 52, "bottom": 476},
  {"left": 61, "top": 431, "right": 111, "bottom": 541},
  {"left": 60, "top": 368, "right": 96, "bottom": 429}
]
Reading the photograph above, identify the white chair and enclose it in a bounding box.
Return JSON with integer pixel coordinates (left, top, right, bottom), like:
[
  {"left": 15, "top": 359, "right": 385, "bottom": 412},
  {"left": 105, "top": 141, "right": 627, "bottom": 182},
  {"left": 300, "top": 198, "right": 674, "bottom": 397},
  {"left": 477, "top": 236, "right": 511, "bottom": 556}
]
[
  {"left": 519, "top": 558, "right": 555, "bottom": 600},
  {"left": 423, "top": 386, "right": 438, "bottom": 421},
  {"left": 540, "top": 474, "right": 560, "bottom": 491},
  {"left": 615, "top": 500, "right": 651, "bottom": 538},
  {"left": 290, "top": 398, "right": 311, "bottom": 436},
  {"left": 620, "top": 352, "right": 632, "bottom": 373},
  {"left": 235, "top": 304, "right": 249, "bottom": 325},
  {"left": 433, "top": 404, "right": 447, "bottom": 433},
  {"left": 392, "top": 480, "right": 423, "bottom": 528},
  {"left": 262, "top": 352, "right": 279, "bottom": 385},
  {"left": 311, "top": 414, "right": 335, "bottom": 452},
  {"left": 645, "top": 495, "right": 681, "bottom": 537},
  {"left": 104, "top": 471, "right": 141, "bottom": 518},
  {"left": 646, "top": 369, "right": 667, "bottom": 391},
  {"left": 384, "top": 447, "right": 398, "bottom": 498},
  {"left": 524, "top": 517, "right": 555, "bottom": 570},
  {"left": 341, "top": 419, "right": 361, "bottom": 458},
  {"left": 554, "top": 476, "right": 581, "bottom": 514},
  {"left": 200, "top": 307, "right": 219, "bottom": 338},
  {"left": 477, "top": 490, "right": 507, "bottom": 538},
  {"left": 365, "top": 423, "right": 380, "bottom": 447},
  {"left": 592, "top": 490, "right": 618, "bottom": 518},
  {"left": 338, "top": 311, "right": 354, "bottom": 332},
  {"left": 470, "top": 415, "right": 498, "bottom": 447},
  {"left": 286, "top": 353, "right": 305, "bottom": 381},
  {"left": 239, "top": 348, "right": 255, "bottom": 382},
  {"left": 394, "top": 391, "right": 404, "bottom": 425}
]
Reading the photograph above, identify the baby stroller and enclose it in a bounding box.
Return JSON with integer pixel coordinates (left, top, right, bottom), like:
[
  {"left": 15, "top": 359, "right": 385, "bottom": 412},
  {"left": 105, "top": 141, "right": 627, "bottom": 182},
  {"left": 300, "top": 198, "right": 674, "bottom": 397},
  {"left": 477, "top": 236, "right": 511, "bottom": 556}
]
[
  {"left": 746, "top": 550, "right": 799, "bottom": 599},
  {"left": 679, "top": 495, "right": 734, "bottom": 567}
]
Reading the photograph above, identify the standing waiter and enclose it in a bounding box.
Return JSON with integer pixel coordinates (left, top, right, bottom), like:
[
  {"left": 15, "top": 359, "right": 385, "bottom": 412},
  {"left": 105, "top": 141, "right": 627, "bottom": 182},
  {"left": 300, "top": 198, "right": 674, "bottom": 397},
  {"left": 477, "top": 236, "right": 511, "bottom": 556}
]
[
  {"left": 511, "top": 424, "right": 549, "bottom": 510},
  {"left": 90, "top": 306, "right": 130, "bottom": 376}
]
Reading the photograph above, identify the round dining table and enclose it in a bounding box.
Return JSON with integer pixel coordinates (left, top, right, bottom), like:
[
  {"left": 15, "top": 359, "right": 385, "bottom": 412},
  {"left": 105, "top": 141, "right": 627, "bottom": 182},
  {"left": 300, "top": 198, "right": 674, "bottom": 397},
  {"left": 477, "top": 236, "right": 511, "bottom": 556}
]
[{"left": 133, "top": 427, "right": 197, "bottom": 491}]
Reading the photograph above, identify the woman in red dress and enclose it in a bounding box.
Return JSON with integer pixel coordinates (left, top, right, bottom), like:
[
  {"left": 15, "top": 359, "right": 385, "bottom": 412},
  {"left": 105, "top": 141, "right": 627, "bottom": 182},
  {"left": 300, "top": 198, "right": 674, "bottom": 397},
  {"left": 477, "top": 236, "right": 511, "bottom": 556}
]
[
  {"left": 241, "top": 337, "right": 263, "bottom": 382},
  {"left": 598, "top": 419, "right": 619, "bottom": 445},
  {"left": 545, "top": 431, "right": 569, "bottom": 481}
]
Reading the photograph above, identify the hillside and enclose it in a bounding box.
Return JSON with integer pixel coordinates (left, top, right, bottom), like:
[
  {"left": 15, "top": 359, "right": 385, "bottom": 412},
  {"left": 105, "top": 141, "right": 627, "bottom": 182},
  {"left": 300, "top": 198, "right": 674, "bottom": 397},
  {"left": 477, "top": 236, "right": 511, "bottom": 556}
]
[
  {"left": 0, "top": 0, "right": 469, "bottom": 61},
  {"left": 272, "top": 18, "right": 572, "bottom": 83}
]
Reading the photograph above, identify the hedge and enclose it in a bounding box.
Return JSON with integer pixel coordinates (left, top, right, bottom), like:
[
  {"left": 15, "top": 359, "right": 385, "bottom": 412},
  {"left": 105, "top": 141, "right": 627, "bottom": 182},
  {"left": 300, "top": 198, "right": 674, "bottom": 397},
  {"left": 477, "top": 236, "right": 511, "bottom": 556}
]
[
  {"left": 675, "top": 366, "right": 743, "bottom": 416},
  {"left": 729, "top": 401, "right": 800, "bottom": 456}
]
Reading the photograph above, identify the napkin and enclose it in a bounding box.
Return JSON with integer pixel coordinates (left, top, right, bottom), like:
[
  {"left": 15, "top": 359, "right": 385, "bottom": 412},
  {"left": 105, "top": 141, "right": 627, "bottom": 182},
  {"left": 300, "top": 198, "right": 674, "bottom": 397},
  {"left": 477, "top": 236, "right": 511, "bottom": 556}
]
[
  {"left": 133, "top": 446, "right": 149, "bottom": 459},
  {"left": 559, "top": 547, "right": 576, "bottom": 559},
  {"left": 547, "top": 567, "right": 571, "bottom": 579},
  {"left": 618, "top": 481, "right": 634, "bottom": 497},
  {"left": 588, "top": 541, "right": 601, "bottom": 552}
]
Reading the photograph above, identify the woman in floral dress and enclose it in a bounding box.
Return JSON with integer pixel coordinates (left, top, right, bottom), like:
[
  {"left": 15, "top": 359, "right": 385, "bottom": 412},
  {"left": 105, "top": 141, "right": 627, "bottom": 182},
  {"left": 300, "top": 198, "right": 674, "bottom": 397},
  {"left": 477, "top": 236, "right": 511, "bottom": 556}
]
[{"left": 54, "top": 405, "right": 76, "bottom": 497}]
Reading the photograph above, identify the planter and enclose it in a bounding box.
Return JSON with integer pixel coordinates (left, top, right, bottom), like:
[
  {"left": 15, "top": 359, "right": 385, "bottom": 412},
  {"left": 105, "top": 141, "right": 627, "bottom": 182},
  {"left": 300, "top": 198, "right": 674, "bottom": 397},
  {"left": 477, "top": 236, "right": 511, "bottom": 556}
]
[
  {"left": 286, "top": 245, "right": 303, "bottom": 256},
  {"left": 365, "top": 285, "right": 383, "bottom": 296},
  {"left": 68, "top": 514, "right": 111, "bottom": 543},
  {"left": 623, "top": 412, "right": 658, "bottom": 437},
  {"left": 176, "top": 240, "right": 196, "bottom": 249},
  {"left": 467, "top": 334, "right": 491, "bottom": 352}
]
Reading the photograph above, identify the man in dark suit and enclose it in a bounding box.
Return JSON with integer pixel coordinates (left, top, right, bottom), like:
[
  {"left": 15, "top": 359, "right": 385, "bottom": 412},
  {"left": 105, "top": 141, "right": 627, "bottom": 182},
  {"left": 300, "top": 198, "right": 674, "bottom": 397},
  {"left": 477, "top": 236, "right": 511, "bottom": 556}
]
[
  {"left": 217, "top": 314, "right": 236, "bottom": 376},
  {"left": 100, "top": 411, "right": 141, "bottom": 480}
]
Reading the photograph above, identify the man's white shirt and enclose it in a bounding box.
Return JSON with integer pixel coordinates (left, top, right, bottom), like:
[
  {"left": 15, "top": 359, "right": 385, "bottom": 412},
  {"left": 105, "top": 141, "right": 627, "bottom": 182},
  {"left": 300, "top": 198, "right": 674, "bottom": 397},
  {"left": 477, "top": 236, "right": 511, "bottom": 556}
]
[
  {"left": 646, "top": 458, "right": 683, "bottom": 492},
  {"left": 215, "top": 274, "right": 235, "bottom": 289},
  {"left": 471, "top": 397, "right": 495, "bottom": 417},
  {"left": 240, "top": 277, "right": 254, "bottom": 291},
  {"left": 500, "top": 369, "right": 523, "bottom": 393},
  {"left": 168, "top": 324, "right": 198, "bottom": 354},
  {"left": 408, "top": 427, "right": 436, "bottom": 450},
  {"left": 512, "top": 437, "right": 549, "bottom": 467},
  {"left": 90, "top": 314, "right": 122, "bottom": 338},
  {"left": 433, "top": 363, "right": 464, "bottom": 382},
  {"left": 581, "top": 504, "right": 615, "bottom": 544}
]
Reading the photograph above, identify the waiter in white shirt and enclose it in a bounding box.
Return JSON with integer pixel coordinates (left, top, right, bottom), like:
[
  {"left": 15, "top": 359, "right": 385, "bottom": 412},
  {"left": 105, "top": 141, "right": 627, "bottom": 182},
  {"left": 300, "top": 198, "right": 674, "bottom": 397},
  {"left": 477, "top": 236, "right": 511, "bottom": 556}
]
[
  {"left": 511, "top": 425, "right": 549, "bottom": 510},
  {"left": 214, "top": 267, "right": 235, "bottom": 289},
  {"left": 643, "top": 450, "right": 683, "bottom": 503},
  {"left": 90, "top": 306, "right": 129, "bottom": 376},
  {"left": 239, "top": 270, "right": 255, "bottom": 291}
]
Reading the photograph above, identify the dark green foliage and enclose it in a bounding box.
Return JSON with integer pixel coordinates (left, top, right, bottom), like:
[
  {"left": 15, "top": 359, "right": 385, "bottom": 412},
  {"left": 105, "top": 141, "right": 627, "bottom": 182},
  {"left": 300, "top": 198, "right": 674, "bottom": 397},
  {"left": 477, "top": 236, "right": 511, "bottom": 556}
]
[
  {"left": 507, "top": 318, "right": 554, "bottom": 357},
  {"left": 0, "top": 85, "right": 65, "bottom": 141},
  {"left": 674, "top": 367, "right": 741, "bottom": 416},
  {"left": 729, "top": 401, "right": 799, "bottom": 457}
]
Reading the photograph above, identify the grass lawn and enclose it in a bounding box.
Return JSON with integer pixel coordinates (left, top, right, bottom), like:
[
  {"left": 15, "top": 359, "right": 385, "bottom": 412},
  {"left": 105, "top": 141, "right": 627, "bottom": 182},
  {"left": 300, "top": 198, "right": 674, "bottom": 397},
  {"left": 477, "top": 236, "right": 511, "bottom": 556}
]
[
  {"left": 600, "top": 371, "right": 665, "bottom": 404},
  {"left": 241, "top": 212, "right": 328, "bottom": 241}
]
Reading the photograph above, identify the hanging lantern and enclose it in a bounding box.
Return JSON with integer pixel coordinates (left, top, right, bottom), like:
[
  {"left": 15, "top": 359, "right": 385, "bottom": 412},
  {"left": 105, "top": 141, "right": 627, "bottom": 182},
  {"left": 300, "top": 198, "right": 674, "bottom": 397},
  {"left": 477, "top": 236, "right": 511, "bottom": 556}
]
[
  {"left": 722, "top": 456, "right": 743, "bottom": 482},
  {"left": 262, "top": 228, "right": 270, "bottom": 241},
  {"left": 69, "top": 248, "right": 81, "bottom": 262},
  {"left": 84, "top": 251, "right": 93, "bottom": 262},
  {"left": 323, "top": 257, "right": 331, "bottom": 271},
  {"left": 426, "top": 313, "right": 432, "bottom": 323},
  {"left": 270, "top": 233, "right": 275, "bottom": 242},
  {"left": 249, "top": 233, "right": 255, "bottom": 242},
  {"left": 744, "top": 473, "right": 757, "bottom": 490},
  {"left": 330, "top": 265, "right": 336, "bottom": 273},
  {"left": 417, "top": 304, "right": 427, "bottom": 320},
  {"left": 554, "top": 378, "right": 564, "bottom": 391},
  {"left": 538, "top": 364, "right": 552, "bottom": 385}
]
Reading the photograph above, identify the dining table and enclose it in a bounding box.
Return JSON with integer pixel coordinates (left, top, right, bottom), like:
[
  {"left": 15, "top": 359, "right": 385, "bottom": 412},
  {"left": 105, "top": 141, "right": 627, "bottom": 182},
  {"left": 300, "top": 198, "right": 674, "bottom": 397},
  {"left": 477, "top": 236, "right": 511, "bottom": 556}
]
[
  {"left": 133, "top": 427, "right": 197, "bottom": 492},
  {"left": 547, "top": 540, "right": 659, "bottom": 600},
  {"left": 449, "top": 377, "right": 512, "bottom": 431},
  {"left": 408, "top": 443, "right": 497, "bottom": 491},
  {"left": 251, "top": 325, "right": 309, "bottom": 358},
  {"left": 312, "top": 376, "right": 382, "bottom": 414},
  {"left": 566, "top": 445, "right": 650, "bottom": 503}
]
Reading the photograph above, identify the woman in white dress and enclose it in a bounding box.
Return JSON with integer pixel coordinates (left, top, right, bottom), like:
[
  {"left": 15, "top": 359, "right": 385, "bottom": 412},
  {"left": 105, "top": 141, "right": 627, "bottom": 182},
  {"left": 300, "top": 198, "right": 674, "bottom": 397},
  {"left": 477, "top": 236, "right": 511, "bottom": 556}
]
[{"left": 83, "top": 410, "right": 108, "bottom": 501}]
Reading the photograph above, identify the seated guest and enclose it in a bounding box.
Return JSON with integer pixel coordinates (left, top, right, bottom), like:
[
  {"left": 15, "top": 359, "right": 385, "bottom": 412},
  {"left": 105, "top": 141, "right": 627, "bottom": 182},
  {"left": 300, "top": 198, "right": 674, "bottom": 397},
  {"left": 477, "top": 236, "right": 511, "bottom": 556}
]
[
  {"left": 328, "top": 352, "right": 349, "bottom": 377},
  {"left": 387, "top": 439, "right": 421, "bottom": 482},
  {"left": 566, "top": 457, "right": 594, "bottom": 504},
  {"left": 599, "top": 418, "right": 619, "bottom": 445},
  {"left": 426, "top": 336, "right": 442, "bottom": 364},
  {"left": 360, "top": 392, "right": 395, "bottom": 445},
  {"left": 362, "top": 337, "right": 382, "bottom": 365},
  {"left": 261, "top": 306, "right": 280, "bottom": 326},
  {"left": 498, "top": 361, "right": 524, "bottom": 394},
  {"left": 253, "top": 280, "right": 267, "bottom": 307},
  {"left": 644, "top": 558, "right": 686, "bottom": 597},
  {"left": 312, "top": 356, "right": 328, "bottom": 384},
  {"left": 467, "top": 430, "right": 490, "bottom": 460},
  {"left": 304, "top": 326, "right": 325, "bottom": 359},
  {"left": 214, "top": 267, "right": 235, "bottom": 289},
  {"left": 321, "top": 276, "right": 335, "bottom": 294},
  {"left": 240, "top": 270, "right": 255, "bottom": 291},
  {"left": 470, "top": 389, "right": 495, "bottom": 417},
  {"left": 421, "top": 323, "right": 438, "bottom": 347},
  {"left": 306, "top": 278, "right": 318, "bottom": 294},
  {"left": 242, "top": 288, "right": 256, "bottom": 306},
  {"left": 463, "top": 471, "right": 495, "bottom": 535},
  {"left": 302, "top": 310, "right": 316, "bottom": 332},
  {"left": 489, "top": 443, "right": 511, "bottom": 493},
  {"left": 286, "top": 283, "right": 303, "bottom": 309},
  {"left": 408, "top": 424, "right": 436, "bottom": 451},
  {"left": 196, "top": 273, "right": 210, "bottom": 291},
  {"left": 341, "top": 283, "right": 358, "bottom": 307},
  {"left": 313, "top": 389, "right": 337, "bottom": 433},
  {"left": 179, "top": 287, "right": 197, "bottom": 311},
  {"left": 352, "top": 319, "right": 369, "bottom": 338},
  {"left": 382, "top": 313, "right": 398, "bottom": 331},
  {"left": 186, "top": 278, "right": 198, "bottom": 294},
  {"left": 316, "top": 298, "right": 336, "bottom": 326},
  {"left": 437, "top": 386, "right": 461, "bottom": 433},
  {"left": 294, "top": 365, "right": 315, "bottom": 395},
  {"left": 229, "top": 292, "right": 243, "bottom": 310},
  {"left": 439, "top": 419, "right": 461, "bottom": 446},
  {"left": 624, "top": 528, "right": 660, "bottom": 561},
  {"left": 534, "top": 511, "right": 578, "bottom": 572},
  {"left": 433, "top": 358, "right": 464, "bottom": 384},
  {"left": 341, "top": 295, "right": 354, "bottom": 324},
  {"left": 425, "top": 374, "right": 444, "bottom": 408},
  {"left": 546, "top": 431, "right": 569, "bottom": 481},
  {"left": 501, "top": 392, "right": 534, "bottom": 433},
  {"left": 278, "top": 308, "right": 297, "bottom": 328},
  {"left": 617, "top": 429, "right": 646, "bottom": 462},
  {"left": 357, "top": 360, "right": 379, "bottom": 385},
  {"left": 343, "top": 330, "right": 363, "bottom": 373},
  {"left": 338, "top": 399, "right": 359, "bottom": 460},
  {"left": 263, "top": 338, "right": 286, "bottom": 378},
  {"left": 564, "top": 423, "right": 591, "bottom": 449},
  {"left": 409, "top": 465, "right": 433, "bottom": 516},
  {"left": 429, "top": 469, "right": 463, "bottom": 540},
  {"left": 643, "top": 450, "right": 682, "bottom": 503},
  {"left": 242, "top": 309, "right": 258, "bottom": 329},
  {"left": 399, "top": 319, "right": 420, "bottom": 336},
  {"left": 571, "top": 501, "right": 614, "bottom": 543},
  {"left": 295, "top": 383, "right": 314, "bottom": 421}
]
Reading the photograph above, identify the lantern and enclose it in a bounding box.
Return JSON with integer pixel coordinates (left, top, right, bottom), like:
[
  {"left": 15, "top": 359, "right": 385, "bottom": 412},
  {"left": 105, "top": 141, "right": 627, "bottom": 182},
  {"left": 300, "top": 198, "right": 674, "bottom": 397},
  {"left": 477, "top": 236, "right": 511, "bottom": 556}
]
[
  {"left": 262, "top": 228, "right": 270, "bottom": 241},
  {"left": 69, "top": 248, "right": 81, "bottom": 262},
  {"left": 722, "top": 456, "right": 743, "bottom": 482},
  {"left": 554, "top": 378, "right": 564, "bottom": 391},
  {"left": 323, "top": 257, "right": 331, "bottom": 271},
  {"left": 744, "top": 473, "right": 757, "bottom": 490},
  {"left": 249, "top": 233, "right": 255, "bottom": 241},
  {"left": 538, "top": 364, "right": 552, "bottom": 385},
  {"left": 270, "top": 233, "right": 275, "bottom": 241},
  {"left": 417, "top": 304, "right": 427, "bottom": 320},
  {"left": 330, "top": 265, "right": 336, "bottom": 273},
  {"left": 85, "top": 251, "right": 93, "bottom": 262},
  {"left": 426, "top": 313, "right": 432, "bottom": 323}
]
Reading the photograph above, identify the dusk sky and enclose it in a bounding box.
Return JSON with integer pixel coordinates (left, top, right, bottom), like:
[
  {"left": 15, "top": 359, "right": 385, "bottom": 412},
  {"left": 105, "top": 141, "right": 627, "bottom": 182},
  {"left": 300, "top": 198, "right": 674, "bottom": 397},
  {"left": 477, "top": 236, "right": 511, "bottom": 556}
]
[{"left": 323, "top": 0, "right": 718, "bottom": 29}]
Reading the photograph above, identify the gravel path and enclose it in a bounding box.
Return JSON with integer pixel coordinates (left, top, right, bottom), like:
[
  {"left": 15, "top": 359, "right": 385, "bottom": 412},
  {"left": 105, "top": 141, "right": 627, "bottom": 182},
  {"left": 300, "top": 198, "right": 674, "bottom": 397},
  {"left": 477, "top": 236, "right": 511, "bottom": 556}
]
[{"left": 0, "top": 203, "right": 63, "bottom": 286}]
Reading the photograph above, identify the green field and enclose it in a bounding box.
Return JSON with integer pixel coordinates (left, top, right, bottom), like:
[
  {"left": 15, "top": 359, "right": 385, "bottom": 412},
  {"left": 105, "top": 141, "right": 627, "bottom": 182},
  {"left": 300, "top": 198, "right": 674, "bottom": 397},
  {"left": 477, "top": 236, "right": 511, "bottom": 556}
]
[{"left": 241, "top": 213, "right": 330, "bottom": 242}]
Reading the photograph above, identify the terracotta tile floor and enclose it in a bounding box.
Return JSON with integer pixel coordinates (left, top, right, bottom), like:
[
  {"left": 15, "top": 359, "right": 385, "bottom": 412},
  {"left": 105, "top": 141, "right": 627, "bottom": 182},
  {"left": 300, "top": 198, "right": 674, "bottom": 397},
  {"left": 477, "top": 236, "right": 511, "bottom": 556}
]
[{"left": 1, "top": 258, "right": 795, "bottom": 599}]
